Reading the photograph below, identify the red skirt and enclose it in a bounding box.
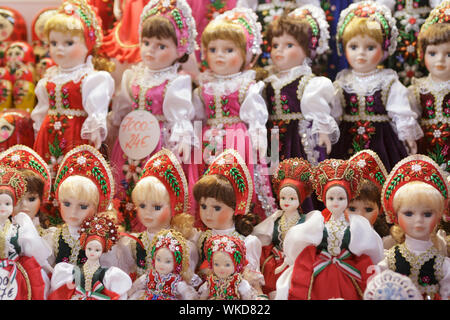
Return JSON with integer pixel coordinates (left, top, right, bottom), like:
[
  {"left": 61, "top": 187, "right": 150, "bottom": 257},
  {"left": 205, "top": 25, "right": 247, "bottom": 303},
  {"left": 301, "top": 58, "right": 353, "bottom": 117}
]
[
  {"left": 260, "top": 244, "right": 286, "bottom": 295},
  {"left": 48, "top": 282, "right": 120, "bottom": 300}
]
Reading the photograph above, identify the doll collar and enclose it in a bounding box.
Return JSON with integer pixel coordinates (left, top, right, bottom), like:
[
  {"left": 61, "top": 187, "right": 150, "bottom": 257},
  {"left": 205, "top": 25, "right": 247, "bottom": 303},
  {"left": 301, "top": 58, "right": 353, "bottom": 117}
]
[
  {"left": 68, "top": 225, "right": 81, "bottom": 239},
  {"left": 404, "top": 234, "right": 434, "bottom": 253},
  {"left": 144, "top": 62, "right": 180, "bottom": 75},
  {"left": 212, "top": 226, "right": 236, "bottom": 235},
  {"left": 58, "top": 55, "right": 93, "bottom": 73},
  {"left": 266, "top": 60, "right": 312, "bottom": 86}
]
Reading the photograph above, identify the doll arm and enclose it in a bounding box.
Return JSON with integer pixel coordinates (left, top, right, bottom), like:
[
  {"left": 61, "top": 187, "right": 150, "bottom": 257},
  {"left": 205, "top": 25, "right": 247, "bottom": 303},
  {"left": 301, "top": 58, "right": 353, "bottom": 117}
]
[
  {"left": 30, "top": 78, "right": 50, "bottom": 134},
  {"left": 178, "top": 281, "right": 200, "bottom": 300},
  {"left": 81, "top": 70, "right": 115, "bottom": 149},
  {"left": 439, "top": 257, "right": 450, "bottom": 300},
  {"left": 239, "top": 279, "right": 257, "bottom": 300},
  {"left": 108, "top": 68, "right": 134, "bottom": 128},
  {"left": 348, "top": 214, "right": 384, "bottom": 264},
  {"left": 406, "top": 81, "right": 421, "bottom": 118},
  {"left": 50, "top": 262, "right": 74, "bottom": 294},
  {"left": 244, "top": 234, "right": 263, "bottom": 273},
  {"left": 197, "top": 281, "right": 210, "bottom": 300},
  {"left": 103, "top": 266, "right": 133, "bottom": 300}
]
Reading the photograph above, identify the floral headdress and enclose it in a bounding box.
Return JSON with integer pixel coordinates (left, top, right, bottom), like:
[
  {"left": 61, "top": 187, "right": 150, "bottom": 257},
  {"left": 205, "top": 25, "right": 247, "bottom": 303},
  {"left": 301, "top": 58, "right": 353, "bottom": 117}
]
[
  {"left": 381, "top": 155, "right": 449, "bottom": 224},
  {"left": 272, "top": 157, "right": 313, "bottom": 203},
  {"left": 0, "top": 166, "right": 27, "bottom": 205},
  {"left": 204, "top": 235, "right": 247, "bottom": 273},
  {"left": 79, "top": 213, "right": 119, "bottom": 252},
  {"left": 336, "top": 0, "right": 398, "bottom": 57},
  {"left": 139, "top": 0, "right": 198, "bottom": 56},
  {"left": 349, "top": 149, "right": 387, "bottom": 193},
  {"left": 202, "top": 149, "right": 253, "bottom": 216},
  {"left": 288, "top": 4, "right": 330, "bottom": 58},
  {"left": 138, "top": 148, "right": 189, "bottom": 215},
  {"left": 311, "top": 159, "right": 363, "bottom": 203},
  {"left": 150, "top": 229, "right": 189, "bottom": 275},
  {"left": 54, "top": 145, "right": 115, "bottom": 212},
  {"left": 0, "top": 145, "right": 51, "bottom": 201}
]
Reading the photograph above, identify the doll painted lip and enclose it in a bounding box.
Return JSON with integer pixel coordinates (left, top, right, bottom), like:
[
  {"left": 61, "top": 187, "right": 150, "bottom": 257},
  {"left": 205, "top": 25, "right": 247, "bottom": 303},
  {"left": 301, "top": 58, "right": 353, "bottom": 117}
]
[
  {"left": 435, "top": 65, "right": 445, "bottom": 70},
  {"left": 356, "top": 58, "right": 367, "bottom": 64}
]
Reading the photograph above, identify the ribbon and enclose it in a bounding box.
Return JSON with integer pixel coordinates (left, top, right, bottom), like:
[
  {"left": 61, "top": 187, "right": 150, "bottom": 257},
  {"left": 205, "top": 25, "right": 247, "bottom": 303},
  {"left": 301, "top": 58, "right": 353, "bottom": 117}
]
[
  {"left": 312, "top": 249, "right": 362, "bottom": 281},
  {"left": 0, "top": 253, "right": 19, "bottom": 287},
  {"left": 75, "top": 281, "right": 111, "bottom": 300}
]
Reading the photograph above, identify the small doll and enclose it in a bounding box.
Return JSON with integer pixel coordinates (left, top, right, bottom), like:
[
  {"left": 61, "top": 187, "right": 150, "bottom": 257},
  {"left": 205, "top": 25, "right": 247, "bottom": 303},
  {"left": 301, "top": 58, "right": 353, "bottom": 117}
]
[
  {"left": 30, "top": 0, "right": 115, "bottom": 178},
  {"left": 0, "top": 7, "right": 27, "bottom": 67},
  {"left": 49, "top": 213, "right": 132, "bottom": 300},
  {"left": 108, "top": 0, "right": 197, "bottom": 206},
  {"left": 363, "top": 269, "right": 423, "bottom": 300},
  {"left": 0, "top": 145, "right": 52, "bottom": 233},
  {"left": 0, "top": 166, "right": 52, "bottom": 300},
  {"left": 0, "top": 110, "right": 35, "bottom": 152},
  {"left": 193, "top": 149, "right": 264, "bottom": 295},
  {"left": 275, "top": 158, "right": 384, "bottom": 300},
  {"left": 329, "top": 1, "right": 423, "bottom": 172},
  {"left": 31, "top": 8, "right": 58, "bottom": 64},
  {"left": 252, "top": 157, "right": 313, "bottom": 299},
  {"left": 41, "top": 144, "right": 116, "bottom": 268},
  {"left": 409, "top": 1, "right": 450, "bottom": 174},
  {"left": 264, "top": 4, "right": 339, "bottom": 165},
  {"left": 198, "top": 234, "right": 256, "bottom": 300},
  {"left": 128, "top": 229, "right": 199, "bottom": 300},
  {"left": 0, "top": 67, "right": 13, "bottom": 110},
  {"left": 379, "top": 154, "right": 450, "bottom": 300}
]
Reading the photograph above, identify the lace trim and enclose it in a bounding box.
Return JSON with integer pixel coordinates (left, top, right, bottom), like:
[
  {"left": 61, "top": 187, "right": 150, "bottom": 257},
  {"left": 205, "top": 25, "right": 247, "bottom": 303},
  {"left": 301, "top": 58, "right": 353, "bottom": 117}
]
[
  {"left": 132, "top": 62, "right": 179, "bottom": 88},
  {"left": 199, "top": 70, "right": 256, "bottom": 96},
  {"left": 412, "top": 77, "right": 450, "bottom": 125},
  {"left": 0, "top": 220, "right": 15, "bottom": 259},
  {"left": 265, "top": 63, "right": 312, "bottom": 87},
  {"left": 57, "top": 225, "right": 82, "bottom": 265},
  {"left": 43, "top": 56, "right": 95, "bottom": 85},
  {"left": 206, "top": 116, "right": 241, "bottom": 126},
  {"left": 325, "top": 214, "right": 348, "bottom": 256},
  {"left": 336, "top": 69, "right": 398, "bottom": 96}
]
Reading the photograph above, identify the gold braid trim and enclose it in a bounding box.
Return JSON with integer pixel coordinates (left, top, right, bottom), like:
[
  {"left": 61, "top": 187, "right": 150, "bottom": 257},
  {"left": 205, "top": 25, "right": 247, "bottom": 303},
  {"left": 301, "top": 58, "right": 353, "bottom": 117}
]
[{"left": 16, "top": 261, "right": 32, "bottom": 300}]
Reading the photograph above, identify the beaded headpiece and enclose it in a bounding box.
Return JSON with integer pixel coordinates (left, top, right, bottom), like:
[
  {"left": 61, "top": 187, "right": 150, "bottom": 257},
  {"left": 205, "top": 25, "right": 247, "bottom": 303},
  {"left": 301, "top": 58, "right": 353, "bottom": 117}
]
[
  {"left": 0, "top": 166, "right": 27, "bottom": 205},
  {"left": 54, "top": 145, "right": 115, "bottom": 212},
  {"left": 0, "top": 7, "right": 27, "bottom": 42},
  {"left": 139, "top": 0, "right": 198, "bottom": 56},
  {"left": 0, "top": 145, "right": 51, "bottom": 201},
  {"left": 138, "top": 148, "right": 189, "bottom": 216},
  {"left": 204, "top": 234, "right": 247, "bottom": 273},
  {"left": 336, "top": 0, "right": 398, "bottom": 57},
  {"left": 381, "top": 155, "right": 449, "bottom": 224},
  {"left": 349, "top": 149, "right": 387, "bottom": 193},
  {"left": 31, "top": 7, "right": 58, "bottom": 42},
  {"left": 150, "top": 229, "right": 189, "bottom": 275},
  {"left": 272, "top": 157, "right": 313, "bottom": 203},
  {"left": 202, "top": 149, "right": 253, "bottom": 216},
  {"left": 79, "top": 213, "right": 119, "bottom": 252},
  {"left": 311, "top": 159, "right": 363, "bottom": 203},
  {"left": 288, "top": 4, "right": 330, "bottom": 57}
]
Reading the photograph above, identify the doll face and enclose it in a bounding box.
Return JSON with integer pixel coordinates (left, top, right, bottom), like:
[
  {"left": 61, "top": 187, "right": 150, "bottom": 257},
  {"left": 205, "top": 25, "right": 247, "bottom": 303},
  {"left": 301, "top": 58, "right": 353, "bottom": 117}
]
[
  {"left": 140, "top": 36, "right": 180, "bottom": 70},
  {"left": 0, "top": 118, "right": 15, "bottom": 143},
  {"left": 345, "top": 199, "right": 379, "bottom": 225},
  {"left": 199, "top": 197, "right": 235, "bottom": 230},
  {"left": 136, "top": 200, "right": 171, "bottom": 233},
  {"left": 325, "top": 186, "right": 348, "bottom": 216},
  {"left": 424, "top": 42, "right": 450, "bottom": 82},
  {"left": 85, "top": 239, "right": 103, "bottom": 262},
  {"left": 397, "top": 203, "right": 440, "bottom": 241},
  {"left": 48, "top": 31, "right": 88, "bottom": 69},
  {"left": 279, "top": 186, "right": 300, "bottom": 213},
  {"left": 206, "top": 38, "right": 244, "bottom": 76},
  {"left": 60, "top": 197, "right": 96, "bottom": 228},
  {"left": 0, "top": 16, "right": 13, "bottom": 41},
  {"left": 212, "top": 251, "right": 235, "bottom": 279},
  {"left": 271, "top": 32, "right": 307, "bottom": 71},
  {"left": 154, "top": 247, "right": 174, "bottom": 276},
  {"left": 13, "top": 192, "right": 41, "bottom": 219},
  {"left": 345, "top": 34, "right": 383, "bottom": 73},
  {"left": 6, "top": 46, "right": 25, "bottom": 68},
  {"left": 0, "top": 193, "right": 13, "bottom": 223}
]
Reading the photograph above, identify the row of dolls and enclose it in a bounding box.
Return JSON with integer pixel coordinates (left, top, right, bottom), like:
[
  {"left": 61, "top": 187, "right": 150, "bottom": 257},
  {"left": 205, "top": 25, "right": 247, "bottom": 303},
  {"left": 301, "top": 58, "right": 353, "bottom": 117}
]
[{"left": 0, "top": 139, "right": 448, "bottom": 300}]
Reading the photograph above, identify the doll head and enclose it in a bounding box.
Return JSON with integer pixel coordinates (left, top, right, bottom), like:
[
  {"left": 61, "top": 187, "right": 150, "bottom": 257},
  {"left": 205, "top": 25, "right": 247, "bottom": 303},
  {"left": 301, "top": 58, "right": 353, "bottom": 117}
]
[
  {"left": 201, "top": 7, "right": 262, "bottom": 73},
  {"left": 204, "top": 234, "right": 247, "bottom": 278},
  {"left": 12, "top": 170, "right": 44, "bottom": 219},
  {"left": 0, "top": 166, "right": 27, "bottom": 223},
  {"left": 5, "top": 42, "right": 35, "bottom": 71},
  {"left": 0, "top": 7, "right": 27, "bottom": 42}
]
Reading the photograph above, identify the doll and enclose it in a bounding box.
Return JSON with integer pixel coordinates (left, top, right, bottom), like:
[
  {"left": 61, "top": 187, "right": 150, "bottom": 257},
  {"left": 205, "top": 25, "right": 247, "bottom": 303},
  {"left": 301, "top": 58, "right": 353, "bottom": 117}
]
[
  {"left": 0, "top": 67, "right": 12, "bottom": 110},
  {"left": 0, "top": 166, "right": 52, "bottom": 300},
  {"left": 108, "top": 0, "right": 197, "bottom": 208},
  {"left": 275, "top": 158, "right": 384, "bottom": 300},
  {"left": 41, "top": 144, "right": 116, "bottom": 268},
  {"left": 198, "top": 234, "right": 256, "bottom": 300},
  {"left": 379, "top": 154, "right": 450, "bottom": 300},
  {"left": 0, "top": 110, "right": 35, "bottom": 152},
  {"left": 193, "top": 149, "right": 264, "bottom": 296},
  {"left": 329, "top": 1, "right": 423, "bottom": 172},
  {"left": 49, "top": 213, "right": 132, "bottom": 300},
  {"left": 363, "top": 269, "right": 423, "bottom": 300},
  {"left": 264, "top": 5, "right": 338, "bottom": 166},
  {"left": 30, "top": 0, "right": 115, "bottom": 179},
  {"left": 0, "top": 7, "right": 27, "bottom": 67},
  {"left": 31, "top": 8, "right": 58, "bottom": 64},
  {"left": 408, "top": 1, "right": 450, "bottom": 174},
  {"left": 252, "top": 157, "right": 313, "bottom": 299},
  {"left": 128, "top": 229, "right": 199, "bottom": 300}
]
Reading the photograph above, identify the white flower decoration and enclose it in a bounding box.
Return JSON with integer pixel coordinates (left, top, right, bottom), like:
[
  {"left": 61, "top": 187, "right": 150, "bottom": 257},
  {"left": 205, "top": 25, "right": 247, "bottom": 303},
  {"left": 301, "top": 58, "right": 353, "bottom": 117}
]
[
  {"left": 11, "top": 154, "right": 20, "bottom": 162},
  {"left": 77, "top": 155, "right": 87, "bottom": 166},
  {"left": 357, "top": 159, "right": 367, "bottom": 168},
  {"left": 400, "top": 14, "right": 425, "bottom": 33},
  {"left": 54, "top": 121, "right": 62, "bottom": 131},
  {"left": 411, "top": 164, "right": 422, "bottom": 172}
]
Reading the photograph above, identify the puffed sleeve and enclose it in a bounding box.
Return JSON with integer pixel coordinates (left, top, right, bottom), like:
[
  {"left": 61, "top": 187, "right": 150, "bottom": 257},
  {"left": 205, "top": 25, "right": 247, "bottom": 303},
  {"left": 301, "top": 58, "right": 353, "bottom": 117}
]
[
  {"left": 163, "top": 74, "right": 195, "bottom": 146},
  {"left": 407, "top": 79, "right": 422, "bottom": 118},
  {"left": 252, "top": 210, "right": 282, "bottom": 246},
  {"left": 40, "top": 226, "right": 59, "bottom": 267},
  {"left": 109, "top": 68, "right": 134, "bottom": 128},
  {"left": 192, "top": 87, "right": 205, "bottom": 122},
  {"left": 80, "top": 70, "right": 115, "bottom": 146},
  {"left": 31, "top": 77, "right": 50, "bottom": 134},
  {"left": 50, "top": 262, "right": 74, "bottom": 294},
  {"left": 348, "top": 214, "right": 384, "bottom": 264},
  {"left": 102, "top": 266, "right": 133, "bottom": 300},
  {"left": 439, "top": 257, "right": 450, "bottom": 299},
  {"left": 244, "top": 234, "right": 262, "bottom": 272},
  {"left": 177, "top": 280, "right": 199, "bottom": 300}
]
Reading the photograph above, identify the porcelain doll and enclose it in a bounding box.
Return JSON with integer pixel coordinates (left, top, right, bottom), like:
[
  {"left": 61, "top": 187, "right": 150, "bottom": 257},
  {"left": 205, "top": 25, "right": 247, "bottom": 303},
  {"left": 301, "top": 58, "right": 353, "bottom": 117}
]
[
  {"left": 108, "top": 0, "right": 197, "bottom": 209},
  {"left": 264, "top": 4, "right": 339, "bottom": 165},
  {"left": 252, "top": 157, "right": 313, "bottom": 299},
  {"left": 128, "top": 229, "right": 199, "bottom": 300},
  {"left": 329, "top": 1, "right": 423, "bottom": 172},
  {"left": 193, "top": 149, "right": 265, "bottom": 296},
  {"left": 408, "top": 1, "right": 450, "bottom": 174},
  {"left": 48, "top": 213, "right": 132, "bottom": 300},
  {"left": 30, "top": 0, "right": 115, "bottom": 179},
  {"left": 191, "top": 7, "right": 275, "bottom": 220},
  {"left": 198, "top": 234, "right": 256, "bottom": 300},
  {"left": 379, "top": 154, "right": 450, "bottom": 300},
  {"left": 0, "top": 7, "right": 27, "bottom": 67},
  {"left": 363, "top": 269, "right": 423, "bottom": 300},
  {"left": 40, "top": 144, "right": 116, "bottom": 269},
  {"left": 0, "top": 110, "right": 35, "bottom": 152},
  {"left": 0, "top": 166, "right": 52, "bottom": 300},
  {"left": 275, "top": 158, "right": 384, "bottom": 300}
]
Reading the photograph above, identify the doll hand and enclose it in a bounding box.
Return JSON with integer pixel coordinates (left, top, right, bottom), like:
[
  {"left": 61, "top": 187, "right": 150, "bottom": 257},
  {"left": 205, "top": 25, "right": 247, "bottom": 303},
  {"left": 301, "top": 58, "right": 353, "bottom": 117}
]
[
  {"left": 113, "top": 0, "right": 122, "bottom": 20},
  {"left": 274, "top": 261, "right": 288, "bottom": 275},
  {"left": 405, "top": 139, "right": 417, "bottom": 155},
  {"left": 318, "top": 133, "right": 332, "bottom": 155},
  {"left": 177, "top": 141, "right": 191, "bottom": 164},
  {"left": 66, "top": 281, "right": 76, "bottom": 290},
  {"left": 90, "top": 135, "right": 102, "bottom": 150}
]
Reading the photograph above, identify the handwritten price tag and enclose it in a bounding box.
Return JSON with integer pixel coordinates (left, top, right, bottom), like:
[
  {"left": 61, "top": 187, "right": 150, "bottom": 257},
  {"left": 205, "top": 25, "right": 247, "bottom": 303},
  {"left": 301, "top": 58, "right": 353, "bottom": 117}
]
[
  {"left": 0, "top": 269, "right": 18, "bottom": 300},
  {"left": 119, "top": 110, "right": 160, "bottom": 160}
]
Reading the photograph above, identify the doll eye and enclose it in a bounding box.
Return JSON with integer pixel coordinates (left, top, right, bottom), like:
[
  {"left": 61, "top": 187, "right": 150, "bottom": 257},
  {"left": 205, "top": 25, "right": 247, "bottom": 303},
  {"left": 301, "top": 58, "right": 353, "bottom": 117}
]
[
  {"left": 350, "top": 45, "right": 357, "bottom": 50},
  {"left": 424, "top": 211, "right": 433, "bottom": 218},
  {"left": 154, "top": 205, "right": 161, "bottom": 211},
  {"left": 1, "top": 125, "right": 10, "bottom": 131},
  {"left": 348, "top": 206, "right": 356, "bottom": 212},
  {"left": 226, "top": 48, "right": 234, "bottom": 53},
  {"left": 80, "top": 204, "right": 89, "bottom": 210},
  {"left": 200, "top": 203, "right": 207, "bottom": 210},
  {"left": 50, "top": 41, "right": 57, "bottom": 47},
  {"left": 214, "top": 206, "right": 221, "bottom": 212},
  {"left": 273, "top": 43, "right": 279, "bottom": 49},
  {"left": 428, "top": 51, "right": 436, "bottom": 56},
  {"left": 367, "top": 45, "right": 375, "bottom": 51},
  {"left": 66, "top": 40, "right": 74, "bottom": 46},
  {"left": 365, "top": 207, "right": 374, "bottom": 212},
  {"left": 28, "top": 196, "right": 36, "bottom": 202},
  {"left": 159, "top": 44, "right": 166, "bottom": 50},
  {"left": 139, "top": 203, "right": 146, "bottom": 209},
  {"left": 208, "top": 47, "right": 216, "bottom": 53},
  {"left": 143, "top": 40, "right": 149, "bottom": 46},
  {"left": 63, "top": 201, "right": 71, "bottom": 207},
  {"left": 287, "top": 43, "right": 294, "bottom": 48},
  {"left": 403, "top": 211, "right": 413, "bottom": 217}
]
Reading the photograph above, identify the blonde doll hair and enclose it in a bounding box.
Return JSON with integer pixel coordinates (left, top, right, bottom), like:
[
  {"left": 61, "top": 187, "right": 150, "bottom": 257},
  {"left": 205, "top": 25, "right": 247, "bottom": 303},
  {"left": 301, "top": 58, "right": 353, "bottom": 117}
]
[
  {"left": 171, "top": 212, "right": 195, "bottom": 240},
  {"left": 341, "top": 17, "right": 384, "bottom": 50},
  {"left": 57, "top": 175, "right": 99, "bottom": 208},
  {"left": 131, "top": 176, "right": 170, "bottom": 206},
  {"left": 418, "top": 23, "right": 450, "bottom": 61}
]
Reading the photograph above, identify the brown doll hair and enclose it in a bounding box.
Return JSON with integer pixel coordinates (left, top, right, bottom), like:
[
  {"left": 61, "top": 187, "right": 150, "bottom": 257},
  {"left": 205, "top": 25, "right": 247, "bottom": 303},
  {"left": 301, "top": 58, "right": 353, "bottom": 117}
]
[
  {"left": 351, "top": 179, "right": 381, "bottom": 209},
  {"left": 418, "top": 23, "right": 450, "bottom": 61},
  {"left": 17, "top": 169, "right": 48, "bottom": 227}
]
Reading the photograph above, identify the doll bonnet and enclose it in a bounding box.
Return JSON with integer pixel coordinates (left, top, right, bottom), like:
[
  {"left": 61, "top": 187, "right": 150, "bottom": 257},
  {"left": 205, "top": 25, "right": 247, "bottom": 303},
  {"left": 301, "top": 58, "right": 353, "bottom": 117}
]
[
  {"left": 336, "top": 0, "right": 398, "bottom": 58},
  {"left": 349, "top": 149, "right": 388, "bottom": 193},
  {"left": 138, "top": 148, "right": 189, "bottom": 216},
  {"left": 0, "top": 165, "right": 27, "bottom": 206},
  {"left": 381, "top": 154, "right": 449, "bottom": 224},
  {"left": 0, "top": 145, "right": 51, "bottom": 201},
  {"left": 54, "top": 144, "right": 115, "bottom": 212},
  {"left": 204, "top": 234, "right": 248, "bottom": 273},
  {"left": 79, "top": 213, "right": 119, "bottom": 252},
  {"left": 150, "top": 228, "right": 189, "bottom": 274},
  {"left": 139, "top": 0, "right": 198, "bottom": 57}
]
